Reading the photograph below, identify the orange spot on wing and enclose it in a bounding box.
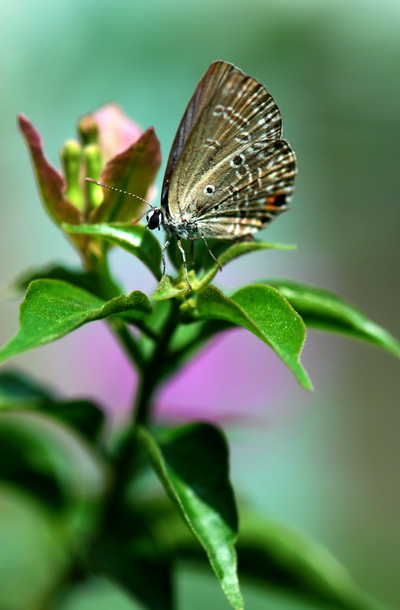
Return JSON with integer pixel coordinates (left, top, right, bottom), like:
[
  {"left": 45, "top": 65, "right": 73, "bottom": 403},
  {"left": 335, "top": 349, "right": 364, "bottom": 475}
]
[{"left": 265, "top": 192, "right": 287, "bottom": 210}]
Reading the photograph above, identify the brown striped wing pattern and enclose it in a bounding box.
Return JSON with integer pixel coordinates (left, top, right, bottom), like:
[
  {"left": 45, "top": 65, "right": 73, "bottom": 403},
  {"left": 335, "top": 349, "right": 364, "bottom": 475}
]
[{"left": 161, "top": 60, "right": 296, "bottom": 240}]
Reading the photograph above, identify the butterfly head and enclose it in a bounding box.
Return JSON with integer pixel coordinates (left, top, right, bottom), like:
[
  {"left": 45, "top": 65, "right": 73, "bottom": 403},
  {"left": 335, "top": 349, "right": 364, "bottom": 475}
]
[{"left": 146, "top": 208, "right": 164, "bottom": 231}]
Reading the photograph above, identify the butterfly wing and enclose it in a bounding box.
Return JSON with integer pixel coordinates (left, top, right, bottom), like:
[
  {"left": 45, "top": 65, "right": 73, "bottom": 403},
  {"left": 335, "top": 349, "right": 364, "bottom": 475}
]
[
  {"left": 163, "top": 60, "right": 295, "bottom": 239},
  {"left": 161, "top": 61, "right": 236, "bottom": 207},
  {"left": 192, "top": 139, "right": 296, "bottom": 238}
]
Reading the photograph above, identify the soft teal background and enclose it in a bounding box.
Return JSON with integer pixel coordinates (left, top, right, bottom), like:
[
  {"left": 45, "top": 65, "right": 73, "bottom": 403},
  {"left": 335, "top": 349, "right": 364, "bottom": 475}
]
[{"left": 1, "top": 0, "right": 399, "bottom": 608}]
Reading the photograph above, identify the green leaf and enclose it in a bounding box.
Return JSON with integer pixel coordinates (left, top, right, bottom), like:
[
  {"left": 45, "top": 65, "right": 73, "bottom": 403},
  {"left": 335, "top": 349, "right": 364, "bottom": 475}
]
[
  {"left": 197, "top": 285, "right": 312, "bottom": 390},
  {"left": 197, "top": 240, "right": 296, "bottom": 289},
  {"left": 90, "top": 127, "right": 161, "bottom": 224},
  {"left": 43, "top": 399, "right": 106, "bottom": 441},
  {"left": 235, "top": 512, "right": 380, "bottom": 610},
  {"left": 0, "top": 484, "right": 70, "bottom": 610},
  {"left": 0, "top": 371, "right": 105, "bottom": 440},
  {"left": 0, "top": 410, "right": 105, "bottom": 600},
  {"left": 0, "top": 280, "right": 151, "bottom": 363},
  {"left": 137, "top": 423, "right": 243, "bottom": 610},
  {"left": 266, "top": 279, "right": 400, "bottom": 359},
  {"left": 91, "top": 510, "right": 173, "bottom": 610},
  {"left": 47, "top": 399, "right": 106, "bottom": 441},
  {"left": 0, "top": 369, "right": 55, "bottom": 407},
  {"left": 14, "top": 263, "right": 115, "bottom": 298},
  {"left": 152, "top": 275, "right": 191, "bottom": 300},
  {"left": 63, "top": 223, "right": 162, "bottom": 280},
  {"left": 146, "top": 501, "right": 380, "bottom": 610},
  {"left": 0, "top": 410, "right": 106, "bottom": 511}
]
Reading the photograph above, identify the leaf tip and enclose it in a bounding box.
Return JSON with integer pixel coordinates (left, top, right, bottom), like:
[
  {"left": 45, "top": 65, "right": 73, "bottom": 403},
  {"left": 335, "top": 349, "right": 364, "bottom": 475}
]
[{"left": 293, "top": 359, "right": 313, "bottom": 391}]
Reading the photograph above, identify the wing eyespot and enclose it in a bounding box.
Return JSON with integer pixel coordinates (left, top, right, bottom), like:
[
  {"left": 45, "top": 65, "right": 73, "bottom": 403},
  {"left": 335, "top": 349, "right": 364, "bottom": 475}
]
[{"left": 231, "top": 154, "right": 245, "bottom": 167}]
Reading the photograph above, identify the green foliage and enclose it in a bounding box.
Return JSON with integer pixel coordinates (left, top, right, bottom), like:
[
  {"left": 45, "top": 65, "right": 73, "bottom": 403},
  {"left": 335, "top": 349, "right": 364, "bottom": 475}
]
[
  {"left": 196, "top": 240, "right": 296, "bottom": 288},
  {"left": 142, "top": 502, "right": 380, "bottom": 610},
  {"left": 0, "top": 370, "right": 105, "bottom": 440},
  {"left": 1, "top": 111, "right": 398, "bottom": 610},
  {"left": 265, "top": 279, "right": 400, "bottom": 357},
  {"left": 0, "top": 280, "right": 151, "bottom": 363},
  {"left": 196, "top": 284, "right": 311, "bottom": 390},
  {"left": 2, "top": 245, "right": 397, "bottom": 610},
  {"left": 137, "top": 424, "right": 243, "bottom": 609},
  {"left": 64, "top": 223, "right": 162, "bottom": 280}
]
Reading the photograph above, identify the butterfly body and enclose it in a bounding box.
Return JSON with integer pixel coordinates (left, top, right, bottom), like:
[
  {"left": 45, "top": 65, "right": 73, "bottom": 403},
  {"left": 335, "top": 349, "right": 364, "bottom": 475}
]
[{"left": 145, "top": 60, "right": 296, "bottom": 284}]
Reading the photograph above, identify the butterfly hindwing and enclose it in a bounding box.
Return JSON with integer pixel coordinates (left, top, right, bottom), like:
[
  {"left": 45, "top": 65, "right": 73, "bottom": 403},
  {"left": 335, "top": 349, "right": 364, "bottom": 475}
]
[{"left": 187, "top": 139, "right": 296, "bottom": 238}]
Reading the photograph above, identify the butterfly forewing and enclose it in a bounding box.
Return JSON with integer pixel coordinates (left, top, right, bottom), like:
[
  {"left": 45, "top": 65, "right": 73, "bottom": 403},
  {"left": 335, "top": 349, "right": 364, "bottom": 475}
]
[{"left": 161, "top": 61, "right": 235, "bottom": 206}]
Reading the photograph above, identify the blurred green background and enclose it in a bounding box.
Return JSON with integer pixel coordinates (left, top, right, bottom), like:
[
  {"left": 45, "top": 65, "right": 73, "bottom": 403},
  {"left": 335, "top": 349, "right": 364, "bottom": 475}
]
[{"left": 1, "top": 0, "right": 399, "bottom": 608}]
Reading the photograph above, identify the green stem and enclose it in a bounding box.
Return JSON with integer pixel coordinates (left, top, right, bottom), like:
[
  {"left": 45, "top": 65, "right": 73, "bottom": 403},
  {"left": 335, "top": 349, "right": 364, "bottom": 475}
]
[
  {"left": 108, "top": 317, "right": 144, "bottom": 370},
  {"left": 132, "top": 299, "right": 179, "bottom": 427},
  {"left": 87, "top": 248, "right": 120, "bottom": 300},
  {"left": 103, "top": 299, "right": 180, "bottom": 519},
  {"left": 126, "top": 318, "right": 159, "bottom": 342},
  {"left": 87, "top": 250, "right": 145, "bottom": 371}
]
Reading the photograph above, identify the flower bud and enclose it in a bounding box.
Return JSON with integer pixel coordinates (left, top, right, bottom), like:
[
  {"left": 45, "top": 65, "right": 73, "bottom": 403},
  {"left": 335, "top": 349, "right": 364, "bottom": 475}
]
[
  {"left": 84, "top": 144, "right": 103, "bottom": 208},
  {"left": 60, "top": 139, "right": 84, "bottom": 211},
  {"left": 78, "top": 115, "right": 99, "bottom": 147}
]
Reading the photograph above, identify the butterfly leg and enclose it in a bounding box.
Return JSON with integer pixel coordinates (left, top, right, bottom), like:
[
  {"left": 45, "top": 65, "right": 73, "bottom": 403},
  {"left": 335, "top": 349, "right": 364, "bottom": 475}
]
[
  {"left": 202, "top": 237, "right": 222, "bottom": 271},
  {"left": 176, "top": 239, "right": 192, "bottom": 289},
  {"left": 161, "top": 239, "right": 171, "bottom": 276}
]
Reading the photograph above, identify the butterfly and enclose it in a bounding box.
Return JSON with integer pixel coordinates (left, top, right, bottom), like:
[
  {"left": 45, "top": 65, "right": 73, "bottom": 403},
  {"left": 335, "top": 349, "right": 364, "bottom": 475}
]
[{"left": 90, "top": 60, "right": 296, "bottom": 287}]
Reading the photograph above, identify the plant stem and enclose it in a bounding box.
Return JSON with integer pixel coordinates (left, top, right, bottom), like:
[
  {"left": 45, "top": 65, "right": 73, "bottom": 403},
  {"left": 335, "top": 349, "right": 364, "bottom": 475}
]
[
  {"left": 108, "top": 317, "right": 144, "bottom": 370},
  {"left": 90, "top": 250, "right": 121, "bottom": 300},
  {"left": 103, "top": 298, "right": 180, "bottom": 518},
  {"left": 132, "top": 298, "right": 179, "bottom": 427}
]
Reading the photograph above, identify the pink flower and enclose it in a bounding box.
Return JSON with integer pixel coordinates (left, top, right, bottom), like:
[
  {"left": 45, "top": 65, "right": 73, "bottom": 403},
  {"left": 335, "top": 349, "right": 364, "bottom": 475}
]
[
  {"left": 18, "top": 104, "right": 161, "bottom": 268},
  {"left": 89, "top": 103, "right": 143, "bottom": 162}
]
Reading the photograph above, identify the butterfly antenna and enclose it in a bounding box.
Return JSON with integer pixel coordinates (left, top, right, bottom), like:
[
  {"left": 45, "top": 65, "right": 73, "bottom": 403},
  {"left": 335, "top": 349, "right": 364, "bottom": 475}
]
[{"left": 85, "top": 178, "right": 153, "bottom": 208}]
